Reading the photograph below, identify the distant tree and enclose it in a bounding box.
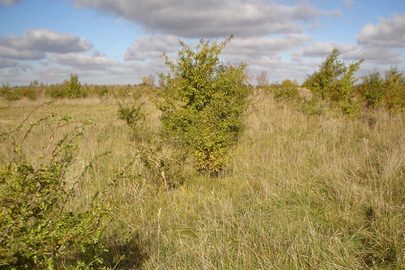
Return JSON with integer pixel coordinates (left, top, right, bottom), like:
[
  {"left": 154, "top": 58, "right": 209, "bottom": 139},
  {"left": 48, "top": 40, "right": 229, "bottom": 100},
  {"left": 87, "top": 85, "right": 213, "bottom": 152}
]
[
  {"left": 158, "top": 76, "right": 166, "bottom": 88},
  {"left": 256, "top": 71, "right": 269, "bottom": 87},
  {"left": 0, "top": 83, "right": 10, "bottom": 96},
  {"left": 142, "top": 76, "right": 149, "bottom": 85},
  {"left": 66, "top": 74, "right": 82, "bottom": 99},
  {"left": 148, "top": 75, "right": 155, "bottom": 87}
]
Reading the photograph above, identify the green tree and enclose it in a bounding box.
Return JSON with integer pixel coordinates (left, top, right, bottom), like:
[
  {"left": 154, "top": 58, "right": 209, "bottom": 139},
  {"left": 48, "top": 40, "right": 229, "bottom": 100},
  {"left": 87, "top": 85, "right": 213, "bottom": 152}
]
[
  {"left": 384, "top": 66, "right": 405, "bottom": 114},
  {"left": 303, "top": 48, "right": 363, "bottom": 115},
  {"left": 66, "top": 74, "right": 82, "bottom": 99},
  {"left": 159, "top": 36, "right": 250, "bottom": 174}
]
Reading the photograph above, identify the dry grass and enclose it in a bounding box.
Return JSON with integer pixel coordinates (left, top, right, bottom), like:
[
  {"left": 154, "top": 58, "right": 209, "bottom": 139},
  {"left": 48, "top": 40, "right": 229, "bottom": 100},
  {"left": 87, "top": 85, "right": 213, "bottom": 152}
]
[{"left": 1, "top": 90, "right": 404, "bottom": 269}]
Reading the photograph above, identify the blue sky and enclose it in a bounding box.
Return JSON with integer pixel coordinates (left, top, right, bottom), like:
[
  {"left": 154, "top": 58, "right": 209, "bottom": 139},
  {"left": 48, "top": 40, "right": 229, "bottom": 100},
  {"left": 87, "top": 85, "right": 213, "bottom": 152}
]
[{"left": 0, "top": 0, "right": 404, "bottom": 86}]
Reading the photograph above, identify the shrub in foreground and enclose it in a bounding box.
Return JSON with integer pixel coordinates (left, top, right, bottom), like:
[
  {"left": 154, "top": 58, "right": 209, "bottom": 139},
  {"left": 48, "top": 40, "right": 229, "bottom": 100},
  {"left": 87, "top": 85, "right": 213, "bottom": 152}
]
[{"left": 0, "top": 104, "right": 108, "bottom": 269}]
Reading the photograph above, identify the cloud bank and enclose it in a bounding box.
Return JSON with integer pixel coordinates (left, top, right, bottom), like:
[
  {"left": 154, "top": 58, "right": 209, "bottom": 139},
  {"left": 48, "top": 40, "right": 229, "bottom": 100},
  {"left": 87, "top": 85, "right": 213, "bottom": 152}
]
[
  {"left": 357, "top": 14, "right": 405, "bottom": 48},
  {"left": 74, "top": 0, "right": 340, "bottom": 38},
  {"left": 0, "top": 29, "right": 93, "bottom": 60}
]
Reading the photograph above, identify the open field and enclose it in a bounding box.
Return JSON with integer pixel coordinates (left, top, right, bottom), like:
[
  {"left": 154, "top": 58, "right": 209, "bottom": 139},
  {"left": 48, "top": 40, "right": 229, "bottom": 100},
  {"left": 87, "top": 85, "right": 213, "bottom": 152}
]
[{"left": 1, "top": 89, "right": 405, "bottom": 269}]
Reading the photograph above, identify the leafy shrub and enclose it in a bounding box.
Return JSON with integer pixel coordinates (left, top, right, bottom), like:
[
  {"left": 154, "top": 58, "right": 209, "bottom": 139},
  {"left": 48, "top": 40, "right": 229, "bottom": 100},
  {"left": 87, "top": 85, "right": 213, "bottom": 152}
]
[
  {"left": 0, "top": 104, "right": 108, "bottom": 269},
  {"left": 158, "top": 36, "right": 250, "bottom": 174},
  {"left": 44, "top": 75, "right": 85, "bottom": 99},
  {"left": 383, "top": 67, "right": 405, "bottom": 114},
  {"left": 298, "top": 97, "right": 325, "bottom": 116},
  {"left": 272, "top": 79, "right": 299, "bottom": 102},
  {"left": 66, "top": 74, "right": 84, "bottom": 99},
  {"left": 46, "top": 83, "right": 68, "bottom": 99},
  {"left": 0, "top": 82, "right": 42, "bottom": 101},
  {"left": 97, "top": 85, "right": 110, "bottom": 98},
  {"left": 117, "top": 103, "right": 145, "bottom": 139},
  {"left": 358, "top": 71, "right": 385, "bottom": 109},
  {"left": 303, "top": 49, "right": 363, "bottom": 115},
  {"left": 0, "top": 84, "right": 23, "bottom": 101}
]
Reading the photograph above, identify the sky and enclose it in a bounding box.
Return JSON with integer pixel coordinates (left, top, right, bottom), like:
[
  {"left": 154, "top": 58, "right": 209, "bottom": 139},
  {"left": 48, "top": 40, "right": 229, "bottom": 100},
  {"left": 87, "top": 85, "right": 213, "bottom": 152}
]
[{"left": 0, "top": 0, "right": 404, "bottom": 86}]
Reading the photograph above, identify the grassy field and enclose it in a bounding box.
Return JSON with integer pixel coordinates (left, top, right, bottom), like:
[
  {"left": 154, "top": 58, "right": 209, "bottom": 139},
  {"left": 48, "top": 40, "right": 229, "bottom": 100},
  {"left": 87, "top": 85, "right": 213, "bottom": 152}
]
[{"left": 1, "top": 89, "right": 404, "bottom": 269}]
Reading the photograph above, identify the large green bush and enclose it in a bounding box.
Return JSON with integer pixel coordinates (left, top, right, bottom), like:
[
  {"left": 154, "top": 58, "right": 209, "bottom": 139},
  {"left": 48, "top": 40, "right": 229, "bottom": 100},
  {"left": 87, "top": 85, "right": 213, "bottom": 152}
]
[
  {"left": 159, "top": 36, "right": 250, "bottom": 174},
  {"left": 0, "top": 105, "right": 108, "bottom": 269}
]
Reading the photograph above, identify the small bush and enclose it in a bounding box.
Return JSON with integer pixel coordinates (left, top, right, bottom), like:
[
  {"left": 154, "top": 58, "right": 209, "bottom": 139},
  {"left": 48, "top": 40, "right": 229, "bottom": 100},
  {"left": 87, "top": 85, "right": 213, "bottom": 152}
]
[
  {"left": 0, "top": 84, "right": 23, "bottom": 101},
  {"left": 97, "top": 85, "right": 110, "bottom": 98},
  {"left": 298, "top": 97, "right": 325, "bottom": 115},
  {"left": 46, "top": 83, "right": 68, "bottom": 99},
  {"left": 272, "top": 79, "right": 299, "bottom": 102},
  {"left": 117, "top": 103, "right": 145, "bottom": 140}
]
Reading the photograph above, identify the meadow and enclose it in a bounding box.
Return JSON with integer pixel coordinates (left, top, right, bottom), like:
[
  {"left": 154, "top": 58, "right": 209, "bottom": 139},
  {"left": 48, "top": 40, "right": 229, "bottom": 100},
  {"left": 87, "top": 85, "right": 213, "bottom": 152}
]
[{"left": 1, "top": 84, "right": 404, "bottom": 269}]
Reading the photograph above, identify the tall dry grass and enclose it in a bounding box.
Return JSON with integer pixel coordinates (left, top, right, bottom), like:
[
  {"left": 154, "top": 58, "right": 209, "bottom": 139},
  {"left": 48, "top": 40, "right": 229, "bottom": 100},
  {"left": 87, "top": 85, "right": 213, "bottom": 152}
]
[{"left": 1, "top": 90, "right": 404, "bottom": 269}]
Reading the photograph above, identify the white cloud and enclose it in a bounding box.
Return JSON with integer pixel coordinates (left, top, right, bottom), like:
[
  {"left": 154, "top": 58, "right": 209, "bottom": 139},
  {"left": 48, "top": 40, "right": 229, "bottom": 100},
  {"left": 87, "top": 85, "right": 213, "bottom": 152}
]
[
  {"left": 50, "top": 53, "right": 116, "bottom": 70},
  {"left": 0, "top": 29, "right": 93, "bottom": 60},
  {"left": 357, "top": 14, "right": 405, "bottom": 48},
  {"left": 224, "top": 34, "right": 312, "bottom": 58},
  {"left": 292, "top": 41, "right": 401, "bottom": 65},
  {"left": 0, "top": 45, "right": 44, "bottom": 60},
  {"left": 125, "top": 35, "right": 179, "bottom": 61},
  {"left": 74, "top": 0, "right": 340, "bottom": 38},
  {"left": 0, "top": 0, "right": 20, "bottom": 7}
]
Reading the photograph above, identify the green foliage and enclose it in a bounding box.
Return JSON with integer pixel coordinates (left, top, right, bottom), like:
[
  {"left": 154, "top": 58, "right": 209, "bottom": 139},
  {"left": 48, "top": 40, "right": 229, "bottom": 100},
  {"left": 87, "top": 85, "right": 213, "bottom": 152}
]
[
  {"left": 117, "top": 103, "right": 145, "bottom": 138},
  {"left": 303, "top": 49, "right": 363, "bottom": 115},
  {"left": 359, "top": 71, "right": 385, "bottom": 109},
  {"left": 383, "top": 67, "right": 405, "bottom": 114},
  {"left": 272, "top": 79, "right": 299, "bottom": 102},
  {"left": 0, "top": 84, "right": 23, "bottom": 101},
  {"left": 44, "top": 75, "right": 87, "bottom": 99},
  {"left": 97, "top": 85, "right": 110, "bottom": 98},
  {"left": 298, "top": 97, "right": 325, "bottom": 116},
  {"left": 159, "top": 36, "right": 250, "bottom": 173},
  {"left": 0, "top": 106, "right": 108, "bottom": 269},
  {"left": 45, "top": 82, "right": 68, "bottom": 99},
  {"left": 66, "top": 74, "right": 83, "bottom": 99},
  {"left": 0, "top": 83, "right": 17, "bottom": 101},
  {"left": 0, "top": 82, "right": 42, "bottom": 101}
]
